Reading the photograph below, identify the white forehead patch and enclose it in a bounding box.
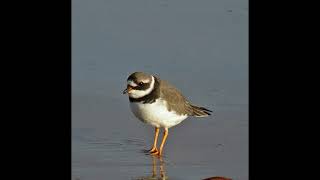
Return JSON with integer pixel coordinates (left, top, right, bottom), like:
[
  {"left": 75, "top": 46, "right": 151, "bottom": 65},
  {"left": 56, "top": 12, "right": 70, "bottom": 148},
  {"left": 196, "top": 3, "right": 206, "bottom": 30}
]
[{"left": 127, "top": 80, "right": 137, "bottom": 87}]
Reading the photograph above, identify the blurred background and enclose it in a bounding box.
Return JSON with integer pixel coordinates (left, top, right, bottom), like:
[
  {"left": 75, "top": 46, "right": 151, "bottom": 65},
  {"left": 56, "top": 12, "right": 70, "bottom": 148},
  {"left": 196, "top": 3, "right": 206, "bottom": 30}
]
[{"left": 72, "top": 0, "right": 248, "bottom": 179}]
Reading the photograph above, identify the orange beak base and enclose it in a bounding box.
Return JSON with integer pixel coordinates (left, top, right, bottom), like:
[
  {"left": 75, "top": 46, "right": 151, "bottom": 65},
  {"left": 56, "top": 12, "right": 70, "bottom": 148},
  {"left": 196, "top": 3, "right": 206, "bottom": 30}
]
[{"left": 122, "top": 85, "right": 133, "bottom": 94}]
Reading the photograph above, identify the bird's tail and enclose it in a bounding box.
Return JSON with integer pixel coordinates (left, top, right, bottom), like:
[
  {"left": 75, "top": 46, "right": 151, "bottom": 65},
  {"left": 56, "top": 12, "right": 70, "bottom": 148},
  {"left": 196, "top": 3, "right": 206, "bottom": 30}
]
[{"left": 190, "top": 104, "right": 213, "bottom": 117}]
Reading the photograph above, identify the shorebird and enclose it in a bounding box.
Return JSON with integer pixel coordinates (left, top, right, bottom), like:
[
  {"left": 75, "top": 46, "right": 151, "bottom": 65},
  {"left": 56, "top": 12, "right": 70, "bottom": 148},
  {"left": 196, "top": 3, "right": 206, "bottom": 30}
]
[{"left": 123, "top": 72, "right": 212, "bottom": 156}]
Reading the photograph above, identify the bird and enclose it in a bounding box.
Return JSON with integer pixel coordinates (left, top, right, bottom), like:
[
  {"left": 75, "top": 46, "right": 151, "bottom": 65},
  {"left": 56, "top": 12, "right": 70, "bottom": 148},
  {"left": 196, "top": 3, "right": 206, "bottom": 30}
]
[{"left": 123, "top": 72, "right": 212, "bottom": 156}]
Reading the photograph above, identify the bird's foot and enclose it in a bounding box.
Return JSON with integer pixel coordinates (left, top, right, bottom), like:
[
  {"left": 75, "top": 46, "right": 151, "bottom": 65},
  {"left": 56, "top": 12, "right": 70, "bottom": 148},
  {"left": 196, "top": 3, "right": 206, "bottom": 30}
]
[
  {"left": 148, "top": 147, "right": 158, "bottom": 153},
  {"left": 150, "top": 150, "right": 161, "bottom": 157}
]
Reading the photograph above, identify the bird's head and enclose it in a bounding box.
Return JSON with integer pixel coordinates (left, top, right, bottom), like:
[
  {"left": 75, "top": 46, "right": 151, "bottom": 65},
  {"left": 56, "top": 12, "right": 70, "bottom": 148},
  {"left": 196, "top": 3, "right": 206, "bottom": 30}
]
[{"left": 123, "top": 72, "right": 155, "bottom": 98}]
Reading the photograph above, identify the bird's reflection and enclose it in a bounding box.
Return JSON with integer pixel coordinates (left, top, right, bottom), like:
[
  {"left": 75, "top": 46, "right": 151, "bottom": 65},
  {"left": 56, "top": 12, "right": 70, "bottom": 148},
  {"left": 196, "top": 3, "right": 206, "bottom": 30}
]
[
  {"left": 132, "top": 155, "right": 232, "bottom": 180},
  {"left": 133, "top": 156, "right": 168, "bottom": 180}
]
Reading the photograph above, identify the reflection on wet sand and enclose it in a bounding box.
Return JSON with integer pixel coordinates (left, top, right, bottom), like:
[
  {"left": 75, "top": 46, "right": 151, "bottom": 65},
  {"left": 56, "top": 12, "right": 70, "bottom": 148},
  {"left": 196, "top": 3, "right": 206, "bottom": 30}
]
[
  {"left": 133, "top": 156, "right": 168, "bottom": 180},
  {"left": 131, "top": 155, "right": 233, "bottom": 180},
  {"left": 202, "top": 176, "right": 232, "bottom": 180}
]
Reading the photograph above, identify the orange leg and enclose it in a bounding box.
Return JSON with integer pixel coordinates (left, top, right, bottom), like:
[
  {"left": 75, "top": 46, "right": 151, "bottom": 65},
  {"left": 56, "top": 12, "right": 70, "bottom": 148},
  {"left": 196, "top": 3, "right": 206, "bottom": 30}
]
[
  {"left": 148, "top": 127, "right": 160, "bottom": 153},
  {"left": 151, "top": 128, "right": 168, "bottom": 156}
]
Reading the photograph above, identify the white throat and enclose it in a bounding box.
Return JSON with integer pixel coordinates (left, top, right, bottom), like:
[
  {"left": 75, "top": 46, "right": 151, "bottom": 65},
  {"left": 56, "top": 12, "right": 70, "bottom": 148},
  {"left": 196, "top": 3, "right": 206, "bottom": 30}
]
[{"left": 128, "top": 76, "right": 155, "bottom": 99}]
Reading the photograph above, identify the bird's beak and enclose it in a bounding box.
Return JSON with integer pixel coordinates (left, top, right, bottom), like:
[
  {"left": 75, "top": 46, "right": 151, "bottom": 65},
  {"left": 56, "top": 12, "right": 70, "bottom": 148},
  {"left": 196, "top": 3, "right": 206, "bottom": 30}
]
[{"left": 122, "top": 85, "right": 133, "bottom": 94}]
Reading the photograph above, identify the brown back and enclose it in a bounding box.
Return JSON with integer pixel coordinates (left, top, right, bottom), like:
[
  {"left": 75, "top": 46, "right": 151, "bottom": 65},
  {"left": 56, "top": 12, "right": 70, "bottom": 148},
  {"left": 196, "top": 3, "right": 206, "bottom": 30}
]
[
  {"left": 158, "top": 77, "right": 212, "bottom": 117},
  {"left": 158, "top": 78, "right": 194, "bottom": 116}
]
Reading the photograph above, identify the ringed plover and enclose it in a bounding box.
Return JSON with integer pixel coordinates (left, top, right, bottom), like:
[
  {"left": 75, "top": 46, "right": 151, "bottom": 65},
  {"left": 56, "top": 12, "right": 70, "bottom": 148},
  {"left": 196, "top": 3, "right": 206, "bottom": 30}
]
[{"left": 123, "top": 72, "right": 212, "bottom": 156}]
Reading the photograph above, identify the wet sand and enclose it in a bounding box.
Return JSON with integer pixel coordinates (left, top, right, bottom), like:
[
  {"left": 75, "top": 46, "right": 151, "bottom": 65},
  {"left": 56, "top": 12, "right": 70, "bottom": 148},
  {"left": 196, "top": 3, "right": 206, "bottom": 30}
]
[
  {"left": 72, "top": 100, "right": 247, "bottom": 180},
  {"left": 72, "top": 0, "right": 248, "bottom": 179}
]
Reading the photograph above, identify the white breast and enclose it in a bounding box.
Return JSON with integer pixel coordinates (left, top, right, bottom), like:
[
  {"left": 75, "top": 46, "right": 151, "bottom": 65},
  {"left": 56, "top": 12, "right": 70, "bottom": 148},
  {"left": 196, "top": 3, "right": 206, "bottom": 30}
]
[{"left": 129, "top": 99, "right": 188, "bottom": 128}]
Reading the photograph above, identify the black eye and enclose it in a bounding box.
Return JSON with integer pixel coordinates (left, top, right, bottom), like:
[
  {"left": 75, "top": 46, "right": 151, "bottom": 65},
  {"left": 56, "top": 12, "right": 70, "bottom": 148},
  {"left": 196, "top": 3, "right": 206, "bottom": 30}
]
[{"left": 138, "top": 82, "right": 143, "bottom": 86}]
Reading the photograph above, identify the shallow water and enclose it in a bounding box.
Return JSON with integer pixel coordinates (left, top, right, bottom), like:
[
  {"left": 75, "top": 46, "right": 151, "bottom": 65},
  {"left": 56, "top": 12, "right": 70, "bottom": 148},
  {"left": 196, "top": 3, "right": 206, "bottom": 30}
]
[
  {"left": 72, "top": 106, "right": 247, "bottom": 180},
  {"left": 72, "top": 0, "right": 248, "bottom": 179}
]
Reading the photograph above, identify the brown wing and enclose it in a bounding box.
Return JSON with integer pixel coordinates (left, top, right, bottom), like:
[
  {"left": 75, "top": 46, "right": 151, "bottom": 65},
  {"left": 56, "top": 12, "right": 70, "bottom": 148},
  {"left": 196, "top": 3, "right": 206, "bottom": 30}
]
[
  {"left": 159, "top": 79, "right": 212, "bottom": 117},
  {"left": 159, "top": 79, "right": 194, "bottom": 116}
]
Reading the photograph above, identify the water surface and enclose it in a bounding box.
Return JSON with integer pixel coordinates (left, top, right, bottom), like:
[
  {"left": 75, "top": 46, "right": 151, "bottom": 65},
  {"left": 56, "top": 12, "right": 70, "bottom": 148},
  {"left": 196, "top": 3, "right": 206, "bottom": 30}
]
[{"left": 72, "top": 0, "right": 248, "bottom": 179}]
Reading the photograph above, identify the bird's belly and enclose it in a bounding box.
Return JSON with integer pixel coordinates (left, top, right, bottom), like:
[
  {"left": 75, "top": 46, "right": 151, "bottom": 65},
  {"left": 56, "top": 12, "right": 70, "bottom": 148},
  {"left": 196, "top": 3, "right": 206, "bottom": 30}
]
[{"left": 129, "top": 100, "right": 188, "bottom": 128}]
